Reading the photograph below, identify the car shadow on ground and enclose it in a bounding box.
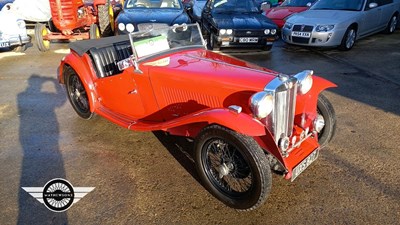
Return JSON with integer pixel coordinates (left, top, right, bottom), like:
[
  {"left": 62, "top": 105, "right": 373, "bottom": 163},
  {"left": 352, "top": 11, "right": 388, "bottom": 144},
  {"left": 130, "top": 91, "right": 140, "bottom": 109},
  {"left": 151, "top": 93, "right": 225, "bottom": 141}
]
[
  {"left": 152, "top": 131, "right": 202, "bottom": 184},
  {"left": 17, "top": 75, "right": 68, "bottom": 224}
]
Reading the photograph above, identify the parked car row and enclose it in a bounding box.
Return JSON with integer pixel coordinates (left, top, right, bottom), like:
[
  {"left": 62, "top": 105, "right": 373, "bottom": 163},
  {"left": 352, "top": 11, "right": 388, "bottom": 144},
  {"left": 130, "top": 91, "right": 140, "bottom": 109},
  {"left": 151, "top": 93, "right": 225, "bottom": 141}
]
[
  {"left": 1, "top": 0, "right": 400, "bottom": 52},
  {"left": 113, "top": 0, "right": 400, "bottom": 52}
]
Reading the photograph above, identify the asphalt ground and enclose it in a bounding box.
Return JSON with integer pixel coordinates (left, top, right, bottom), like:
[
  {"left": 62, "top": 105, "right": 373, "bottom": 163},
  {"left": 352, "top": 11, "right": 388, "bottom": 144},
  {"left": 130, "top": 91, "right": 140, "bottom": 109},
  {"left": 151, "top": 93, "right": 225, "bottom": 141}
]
[{"left": 0, "top": 31, "right": 399, "bottom": 224}]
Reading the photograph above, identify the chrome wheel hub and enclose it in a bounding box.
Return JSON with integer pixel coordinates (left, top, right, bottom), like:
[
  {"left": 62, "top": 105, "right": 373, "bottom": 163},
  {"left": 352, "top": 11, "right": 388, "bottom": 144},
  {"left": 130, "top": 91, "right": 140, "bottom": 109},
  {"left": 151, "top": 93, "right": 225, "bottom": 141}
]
[
  {"left": 315, "top": 114, "right": 325, "bottom": 133},
  {"left": 218, "top": 162, "right": 233, "bottom": 179}
]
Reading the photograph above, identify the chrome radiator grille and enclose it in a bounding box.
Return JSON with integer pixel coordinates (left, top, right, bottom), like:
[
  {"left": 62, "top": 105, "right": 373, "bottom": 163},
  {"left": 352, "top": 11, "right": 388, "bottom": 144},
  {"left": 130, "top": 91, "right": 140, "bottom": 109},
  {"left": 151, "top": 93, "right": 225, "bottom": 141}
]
[{"left": 265, "top": 76, "right": 298, "bottom": 144}]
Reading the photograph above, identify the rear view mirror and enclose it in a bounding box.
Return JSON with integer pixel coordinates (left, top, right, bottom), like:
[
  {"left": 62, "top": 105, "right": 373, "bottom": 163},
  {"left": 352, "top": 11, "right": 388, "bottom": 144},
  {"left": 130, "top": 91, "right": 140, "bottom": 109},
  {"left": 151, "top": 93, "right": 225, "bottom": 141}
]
[{"left": 369, "top": 2, "right": 378, "bottom": 8}]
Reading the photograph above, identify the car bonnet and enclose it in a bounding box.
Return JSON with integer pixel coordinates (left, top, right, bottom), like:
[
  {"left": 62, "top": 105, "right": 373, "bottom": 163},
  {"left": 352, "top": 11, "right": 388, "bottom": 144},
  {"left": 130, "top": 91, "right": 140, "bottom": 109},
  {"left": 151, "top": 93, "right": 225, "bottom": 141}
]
[
  {"left": 212, "top": 13, "right": 276, "bottom": 29},
  {"left": 287, "top": 9, "right": 359, "bottom": 25}
]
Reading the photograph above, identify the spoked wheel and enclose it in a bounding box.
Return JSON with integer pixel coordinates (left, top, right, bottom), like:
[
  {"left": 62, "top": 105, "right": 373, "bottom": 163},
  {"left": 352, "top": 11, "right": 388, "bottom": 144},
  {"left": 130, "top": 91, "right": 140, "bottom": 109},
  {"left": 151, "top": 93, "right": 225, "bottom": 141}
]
[
  {"left": 65, "top": 66, "right": 93, "bottom": 119},
  {"left": 35, "top": 23, "right": 50, "bottom": 52},
  {"left": 384, "top": 14, "right": 398, "bottom": 34},
  {"left": 316, "top": 93, "right": 336, "bottom": 147},
  {"left": 195, "top": 125, "right": 271, "bottom": 210},
  {"left": 89, "top": 24, "right": 100, "bottom": 39},
  {"left": 339, "top": 26, "right": 356, "bottom": 51}
]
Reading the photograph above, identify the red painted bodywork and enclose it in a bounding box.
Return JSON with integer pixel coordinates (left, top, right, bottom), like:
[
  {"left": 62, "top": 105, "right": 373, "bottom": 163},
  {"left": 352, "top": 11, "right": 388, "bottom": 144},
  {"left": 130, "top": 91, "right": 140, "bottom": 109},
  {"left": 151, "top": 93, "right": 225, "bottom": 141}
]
[
  {"left": 59, "top": 47, "right": 336, "bottom": 180},
  {"left": 265, "top": 6, "right": 309, "bottom": 28}
]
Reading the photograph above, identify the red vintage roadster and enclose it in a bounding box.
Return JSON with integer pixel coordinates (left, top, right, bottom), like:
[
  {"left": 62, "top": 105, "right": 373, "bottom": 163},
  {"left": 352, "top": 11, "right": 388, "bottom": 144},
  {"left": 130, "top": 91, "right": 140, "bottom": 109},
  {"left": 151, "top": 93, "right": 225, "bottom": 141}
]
[{"left": 58, "top": 24, "right": 336, "bottom": 210}]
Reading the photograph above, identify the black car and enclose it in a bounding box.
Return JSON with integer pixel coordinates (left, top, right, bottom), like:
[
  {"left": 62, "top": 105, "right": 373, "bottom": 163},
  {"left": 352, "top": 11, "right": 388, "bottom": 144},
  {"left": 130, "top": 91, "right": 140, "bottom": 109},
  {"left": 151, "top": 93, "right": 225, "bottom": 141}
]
[
  {"left": 115, "top": 0, "right": 191, "bottom": 34},
  {"left": 200, "top": 0, "right": 278, "bottom": 51}
]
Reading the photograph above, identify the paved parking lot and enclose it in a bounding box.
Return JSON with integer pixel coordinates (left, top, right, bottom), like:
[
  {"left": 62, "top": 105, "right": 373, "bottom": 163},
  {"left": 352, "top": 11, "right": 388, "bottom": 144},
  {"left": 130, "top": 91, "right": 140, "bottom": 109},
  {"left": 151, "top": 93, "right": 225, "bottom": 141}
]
[{"left": 0, "top": 31, "right": 399, "bottom": 224}]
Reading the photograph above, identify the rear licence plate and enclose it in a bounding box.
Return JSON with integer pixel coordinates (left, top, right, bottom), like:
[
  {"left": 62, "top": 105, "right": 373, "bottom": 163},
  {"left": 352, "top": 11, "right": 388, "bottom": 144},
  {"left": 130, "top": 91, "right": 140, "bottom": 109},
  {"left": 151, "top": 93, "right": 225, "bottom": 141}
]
[
  {"left": 291, "top": 31, "right": 311, "bottom": 38},
  {"left": 291, "top": 149, "right": 319, "bottom": 181},
  {"left": 0, "top": 41, "right": 10, "bottom": 48},
  {"left": 239, "top": 37, "right": 258, "bottom": 43}
]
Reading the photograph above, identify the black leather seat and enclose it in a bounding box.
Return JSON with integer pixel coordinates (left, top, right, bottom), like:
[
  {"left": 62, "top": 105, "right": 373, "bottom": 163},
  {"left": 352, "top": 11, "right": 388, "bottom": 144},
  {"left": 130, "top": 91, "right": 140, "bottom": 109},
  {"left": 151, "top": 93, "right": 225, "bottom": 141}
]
[{"left": 89, "top": 41, "right": 132, "bottom": 78}]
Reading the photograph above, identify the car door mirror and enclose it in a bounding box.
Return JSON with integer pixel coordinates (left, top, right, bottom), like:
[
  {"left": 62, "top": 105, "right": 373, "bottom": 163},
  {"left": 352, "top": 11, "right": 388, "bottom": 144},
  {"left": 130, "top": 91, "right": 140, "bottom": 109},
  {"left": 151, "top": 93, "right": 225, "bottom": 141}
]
[
  {"left": 260, "top": 2, "right": 271, "bottom": 12},
  {"left": 368, "top": 2, "right": 378, "bottom": 9},
  {"left": 183, "top": 0, "right": 194, "bottom": 10}
]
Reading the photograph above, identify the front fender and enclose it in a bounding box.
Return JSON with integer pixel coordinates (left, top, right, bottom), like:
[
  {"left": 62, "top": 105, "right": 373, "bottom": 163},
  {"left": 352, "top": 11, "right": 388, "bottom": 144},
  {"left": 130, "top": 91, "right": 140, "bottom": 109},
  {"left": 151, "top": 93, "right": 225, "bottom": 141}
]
[
  {"left": 312, "top": 76, "right": 337, "bottom": 95},
  {"left": 130, "top": 108, "right": 268, "bottom": 137}
]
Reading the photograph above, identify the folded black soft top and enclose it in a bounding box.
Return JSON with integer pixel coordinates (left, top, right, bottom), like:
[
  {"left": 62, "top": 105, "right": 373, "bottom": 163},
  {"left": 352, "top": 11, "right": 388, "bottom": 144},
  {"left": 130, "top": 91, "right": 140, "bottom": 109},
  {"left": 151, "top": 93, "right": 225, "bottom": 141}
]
[{"left": 69, "top": 35, "right": 130, "bottom": 56}]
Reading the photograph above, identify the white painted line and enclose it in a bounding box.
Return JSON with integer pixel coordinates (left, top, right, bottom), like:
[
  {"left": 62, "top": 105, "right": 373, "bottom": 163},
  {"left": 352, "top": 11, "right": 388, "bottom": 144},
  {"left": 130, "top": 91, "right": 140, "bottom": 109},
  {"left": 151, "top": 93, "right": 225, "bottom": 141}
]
[{"left": 54, "top": 49, "right": 70, "bottom": 54}]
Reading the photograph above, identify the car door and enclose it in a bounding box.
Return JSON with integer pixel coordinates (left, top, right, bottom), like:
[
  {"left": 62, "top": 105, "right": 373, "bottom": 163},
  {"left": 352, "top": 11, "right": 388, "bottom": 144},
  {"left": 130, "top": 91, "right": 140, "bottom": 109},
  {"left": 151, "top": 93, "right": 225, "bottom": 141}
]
[
  {"left": 377, "top": 0, "right": 394, "bottom": 28},
  {"left": 95, "top": 70, "right": 147, "bottom": 119},
  {"left": 359, "top": 0, "right": 383, "bottom": 36}
]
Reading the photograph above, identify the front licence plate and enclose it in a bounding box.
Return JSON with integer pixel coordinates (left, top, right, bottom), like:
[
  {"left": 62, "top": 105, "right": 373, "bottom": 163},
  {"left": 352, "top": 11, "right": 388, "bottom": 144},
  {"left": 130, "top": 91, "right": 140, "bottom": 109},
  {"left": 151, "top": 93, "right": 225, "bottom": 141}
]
[
  {"left": 0, "top": 41, "right": 10, "bottom": 48},
  {"left": 291, "top": 31, "right": 311, "bottom": 38},
  {"left": 291, "top": 149, "right": 319, "bottom": 181},
  {"left": 239, "top": 37, "right": 258, "bottom": 43}
]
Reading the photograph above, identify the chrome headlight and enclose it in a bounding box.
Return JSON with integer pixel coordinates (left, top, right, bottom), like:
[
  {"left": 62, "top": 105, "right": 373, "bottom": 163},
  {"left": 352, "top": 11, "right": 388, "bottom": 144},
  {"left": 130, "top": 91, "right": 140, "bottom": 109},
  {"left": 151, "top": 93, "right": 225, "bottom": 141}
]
[
  {"left": 284, "top": 22, "right": 293, "bottom": 30},
  {"left": 271, "top": 29, "right": 277, "bottom": 35},
  {"left": 264, "top": 29, "right": 270, "bottom": 35},
  {"left": 126, "top": 23, "right": 135, "bottom": 33},
  {"left": 219, "top": 29, "right": 227, "bottom": 35},
  {"left": 250, "top": 92, "right": 274, "bottom": 119},
  {"left": 16, "top": 19, "right": 26, "bottom": 29},
  {"left": 226, "top": 29, "right": 233, "bottom": 35},
  {"left": 316, "top": 25, "right": 335, "bottom": 32},
  {"left": 118, "top": 23, "right": 125, "bottom": 31},
  {"left": 294, "top": 70, "right": 313, "bottom": 94}
]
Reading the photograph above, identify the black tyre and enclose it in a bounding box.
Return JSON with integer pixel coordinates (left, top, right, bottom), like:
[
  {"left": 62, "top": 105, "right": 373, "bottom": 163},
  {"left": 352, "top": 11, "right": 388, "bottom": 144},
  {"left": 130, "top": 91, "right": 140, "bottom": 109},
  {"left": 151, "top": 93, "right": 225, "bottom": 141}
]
[
  {"left": 383, "top": 14, "right": 398, "bottom": 34},
  {"left": 195, "top": 125, "right": 272, "bottom": 210},
  {"left": 12, "top": 44, "right": 27, "bottom": 52},
  {"left": 262, "top": 45, "right": 272, "bottom": 51},
  {"left": 89, "top": 24, "right": 100, "bottom": 39},
  {"left": 339, "top": 26, "right": 357, "bottom": 51},
  {"left": 34, "top": 23, "right": 50, "bottom": 52},
  {"left": 207, "top": 33, "right": 220, "bottom": 51},
  {"left": 316, "top": 93, "right": 336, "bottom": 147},
  {"left": 64, "top": 66, "right": 93, "bottom": 119},
  {"left": 98, "top": 0, "right": 113, "bottom": 36}
]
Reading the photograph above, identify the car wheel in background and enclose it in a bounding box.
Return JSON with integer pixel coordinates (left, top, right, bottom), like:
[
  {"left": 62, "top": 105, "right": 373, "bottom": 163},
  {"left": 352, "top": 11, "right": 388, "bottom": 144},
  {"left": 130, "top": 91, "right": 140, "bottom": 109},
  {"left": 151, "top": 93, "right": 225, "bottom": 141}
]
[
  {"left": 195, "top": 125, "right": 272, "bottom": 211},
  {"left": 339, "top": 26, "right": 357, "bottom": 51},
  {"left": 64, "top": 66, "right": 93, "bottom": 119},
  {"left": 98, "top": 0, "right": 113, "bottom": 36},
  {"left": 316, "top": 93, "right": 336, "bottom": 147},
  {"left": 207, "top": 33, "right": 220, "bottom": 51},
  {"left": 34, "top": 23, "right": 50, "bottom": 52},
  {"left": 262, "top": 45, "right": 272, "bottom": 51},
  {"left": 89, "top": 24, "right": 100, "bottom": 39},
  {"left": 384, "top": 14, "right": 398, "bottom": 34}
]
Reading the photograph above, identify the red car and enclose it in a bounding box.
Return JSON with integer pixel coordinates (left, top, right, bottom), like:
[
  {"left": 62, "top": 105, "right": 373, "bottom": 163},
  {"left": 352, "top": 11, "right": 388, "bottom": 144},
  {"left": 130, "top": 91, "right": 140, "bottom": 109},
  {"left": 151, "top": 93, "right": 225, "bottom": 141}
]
[
  {"left": 264, "top": 0, "right": 316, "bottom": 28},
  {"left": 58, "top": 24, "right": 336, "bottom": 210}
]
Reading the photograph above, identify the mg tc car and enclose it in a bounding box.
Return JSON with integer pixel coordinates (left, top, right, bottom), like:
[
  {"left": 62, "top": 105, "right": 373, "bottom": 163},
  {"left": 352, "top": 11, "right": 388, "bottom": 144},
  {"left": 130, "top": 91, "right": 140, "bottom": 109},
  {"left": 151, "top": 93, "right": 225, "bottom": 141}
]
[{"left": 58, "top": 24, "right": 336, "bottom": 210}]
